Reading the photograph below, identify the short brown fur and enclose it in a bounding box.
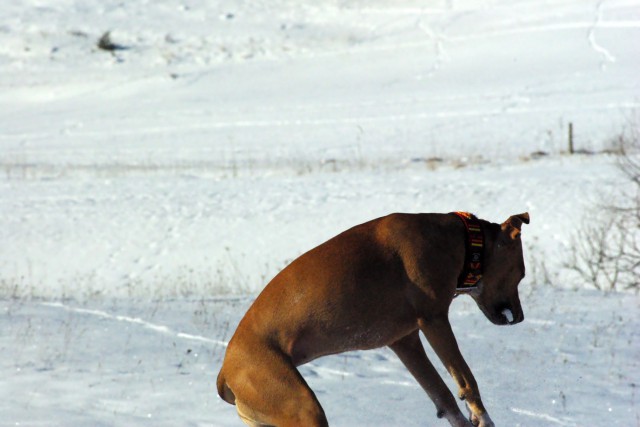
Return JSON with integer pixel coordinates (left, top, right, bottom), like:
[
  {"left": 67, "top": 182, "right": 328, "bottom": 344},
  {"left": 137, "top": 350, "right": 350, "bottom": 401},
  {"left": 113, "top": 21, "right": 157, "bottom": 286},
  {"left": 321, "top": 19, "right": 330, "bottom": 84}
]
[{"left": 217, "top": 212, "right": 530, "bottom": 427}]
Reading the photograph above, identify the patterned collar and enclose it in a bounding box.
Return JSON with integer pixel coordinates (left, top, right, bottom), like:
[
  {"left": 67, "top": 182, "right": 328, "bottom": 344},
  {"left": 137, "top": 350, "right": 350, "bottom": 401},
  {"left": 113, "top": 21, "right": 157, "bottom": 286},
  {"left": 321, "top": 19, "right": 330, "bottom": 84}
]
[{"left": 451, "top": 212, "right": 484, "bottom": 293}]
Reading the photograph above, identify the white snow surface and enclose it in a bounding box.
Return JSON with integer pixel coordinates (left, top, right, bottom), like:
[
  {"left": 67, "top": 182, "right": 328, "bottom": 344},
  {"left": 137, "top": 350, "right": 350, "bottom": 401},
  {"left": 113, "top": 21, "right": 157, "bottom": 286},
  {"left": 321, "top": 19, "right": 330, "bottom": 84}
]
[
  {"left": 502, "top": 308, "right": 515, "bottom": 324},
  {"left": 1, "top": 0, "right": 639, "bottom": 426}
]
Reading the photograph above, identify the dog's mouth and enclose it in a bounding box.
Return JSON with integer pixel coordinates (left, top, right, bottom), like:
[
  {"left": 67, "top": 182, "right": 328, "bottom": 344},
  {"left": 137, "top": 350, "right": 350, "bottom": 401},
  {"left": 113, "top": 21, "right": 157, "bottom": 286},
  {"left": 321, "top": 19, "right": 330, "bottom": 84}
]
[
  {"left": 479, "top": 303, "right": 523, "bottom": 325},
  {"left": 492, "top": 304, "right": 523, "bottom": 325},
  {"left": 471, "top": 292, "right": 525, "bottom": 325}
]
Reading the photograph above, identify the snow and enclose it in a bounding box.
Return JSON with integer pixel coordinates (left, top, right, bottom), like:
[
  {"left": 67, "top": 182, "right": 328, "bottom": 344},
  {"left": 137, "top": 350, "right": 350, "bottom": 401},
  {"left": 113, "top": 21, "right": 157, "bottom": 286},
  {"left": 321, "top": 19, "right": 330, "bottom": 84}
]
[
  {"left": 2, "top": 289, "right": 637, "bottom": 426},
  {"left": 501, "top": 308, "right": 514, "bottom": 324},
  {"left": 1, "top": 0, "right": 639, "bottom": 426}
]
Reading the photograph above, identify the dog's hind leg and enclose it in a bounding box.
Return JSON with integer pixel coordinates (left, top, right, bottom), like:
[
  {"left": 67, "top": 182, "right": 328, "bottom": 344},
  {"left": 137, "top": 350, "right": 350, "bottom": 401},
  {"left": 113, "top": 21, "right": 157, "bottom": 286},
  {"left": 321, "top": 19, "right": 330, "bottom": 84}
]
[
  {"left": 236, "top": 401, "right": 275, "bottom": 427},
  {"left": 390, "top": 331, "right": 472, "bottom": 427},
  {"left": 224, "top": 343, "right": 328, "bottom": 427}
]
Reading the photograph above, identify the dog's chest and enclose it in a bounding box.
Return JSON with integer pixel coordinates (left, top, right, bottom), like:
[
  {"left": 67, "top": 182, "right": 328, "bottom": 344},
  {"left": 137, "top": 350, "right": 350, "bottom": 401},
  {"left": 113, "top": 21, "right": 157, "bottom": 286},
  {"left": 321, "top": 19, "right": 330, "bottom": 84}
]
[{"left": 288, "top": 317, "right": 416, "bottom": 366}]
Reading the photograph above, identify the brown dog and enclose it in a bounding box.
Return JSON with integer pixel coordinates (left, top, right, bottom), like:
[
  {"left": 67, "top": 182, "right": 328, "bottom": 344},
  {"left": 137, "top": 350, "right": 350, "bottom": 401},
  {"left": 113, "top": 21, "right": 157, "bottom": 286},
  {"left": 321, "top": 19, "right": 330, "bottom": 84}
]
[{"left": 217, "top": 212, "right": 530, "bottom": 427}]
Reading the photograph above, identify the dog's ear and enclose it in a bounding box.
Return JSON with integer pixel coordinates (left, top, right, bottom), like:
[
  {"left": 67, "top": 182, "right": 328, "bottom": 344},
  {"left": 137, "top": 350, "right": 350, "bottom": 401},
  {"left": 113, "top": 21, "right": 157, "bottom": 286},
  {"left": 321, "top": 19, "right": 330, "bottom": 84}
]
[{"left": 501, "top": 212, "right": 530, "bottom": 240}]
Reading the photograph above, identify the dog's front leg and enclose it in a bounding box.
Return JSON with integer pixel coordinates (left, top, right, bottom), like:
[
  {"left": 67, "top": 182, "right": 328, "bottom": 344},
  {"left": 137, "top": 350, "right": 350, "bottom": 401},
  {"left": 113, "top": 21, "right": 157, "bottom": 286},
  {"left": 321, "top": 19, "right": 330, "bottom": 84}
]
[
  {"left": 419, "top": 316, "right": 495, "bottom": 427},
  {"left": 389, "top": 331, "right": 472, "bottom": 427}
]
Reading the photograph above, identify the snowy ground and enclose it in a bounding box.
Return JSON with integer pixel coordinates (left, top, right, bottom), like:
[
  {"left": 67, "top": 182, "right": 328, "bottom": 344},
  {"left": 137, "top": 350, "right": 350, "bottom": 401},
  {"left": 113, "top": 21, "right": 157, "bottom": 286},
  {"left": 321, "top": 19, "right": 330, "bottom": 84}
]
[
  {"left": 1, "top": 0, "right": 639, "bottom": 426},
  {"left": 1, "top": 288, "right": 638, "bottom": 427}
]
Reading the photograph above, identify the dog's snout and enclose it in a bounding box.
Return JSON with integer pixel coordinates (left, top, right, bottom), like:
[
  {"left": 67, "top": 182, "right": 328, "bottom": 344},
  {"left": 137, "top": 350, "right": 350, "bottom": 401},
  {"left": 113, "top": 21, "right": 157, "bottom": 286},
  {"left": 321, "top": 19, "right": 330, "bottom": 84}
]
[
  {"left": 503, "top": 307, "right": 524, "bottom": 325},
  {"left": 514, "top": 310, "right": 524, "bottom": 324},
  {"left": 495, "top": 303, "right": 524, "bottom": 325}
]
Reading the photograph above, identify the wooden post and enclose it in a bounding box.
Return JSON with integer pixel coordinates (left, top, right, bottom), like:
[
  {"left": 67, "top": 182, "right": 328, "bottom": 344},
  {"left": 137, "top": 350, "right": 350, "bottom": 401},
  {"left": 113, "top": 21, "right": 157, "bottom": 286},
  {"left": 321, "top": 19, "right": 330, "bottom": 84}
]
[{"left": 568, "top": 122, "right": 574, "bottom": 154}]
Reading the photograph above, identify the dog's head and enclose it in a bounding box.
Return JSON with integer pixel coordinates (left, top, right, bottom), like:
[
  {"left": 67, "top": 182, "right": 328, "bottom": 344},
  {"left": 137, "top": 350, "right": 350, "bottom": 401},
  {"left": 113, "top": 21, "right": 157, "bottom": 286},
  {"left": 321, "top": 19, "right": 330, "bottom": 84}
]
[{"left": 470, "top": 213, "right": 529, "bottom": 326}]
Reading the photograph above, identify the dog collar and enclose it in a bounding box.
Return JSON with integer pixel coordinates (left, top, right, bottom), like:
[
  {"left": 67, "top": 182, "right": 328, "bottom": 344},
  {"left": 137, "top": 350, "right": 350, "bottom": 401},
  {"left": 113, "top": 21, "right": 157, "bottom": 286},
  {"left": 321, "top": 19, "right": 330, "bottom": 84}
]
[{"left": 451, "top": 211, "right": 484, "bottom": 293}]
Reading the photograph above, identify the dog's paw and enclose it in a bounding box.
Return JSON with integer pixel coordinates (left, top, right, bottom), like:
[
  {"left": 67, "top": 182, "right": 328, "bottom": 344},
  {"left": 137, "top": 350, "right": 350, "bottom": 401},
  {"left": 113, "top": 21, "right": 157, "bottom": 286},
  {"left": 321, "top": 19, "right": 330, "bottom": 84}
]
[
  {"left": 474, "top": 414, "right": 495, "bottom": 427},
  {"left": 466, "top": 403, "right": 495, "bottom": 427},
  {"left": 469, "top": 412, "right": 479, "bottom": 427}
]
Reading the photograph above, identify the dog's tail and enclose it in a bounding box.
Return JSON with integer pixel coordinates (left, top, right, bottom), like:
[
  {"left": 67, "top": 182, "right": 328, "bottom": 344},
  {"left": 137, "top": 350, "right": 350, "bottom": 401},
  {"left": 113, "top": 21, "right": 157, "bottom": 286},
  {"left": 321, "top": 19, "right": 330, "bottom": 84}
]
[{"left": 216, "top": 369, "right": 236, "bottom": 405}]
